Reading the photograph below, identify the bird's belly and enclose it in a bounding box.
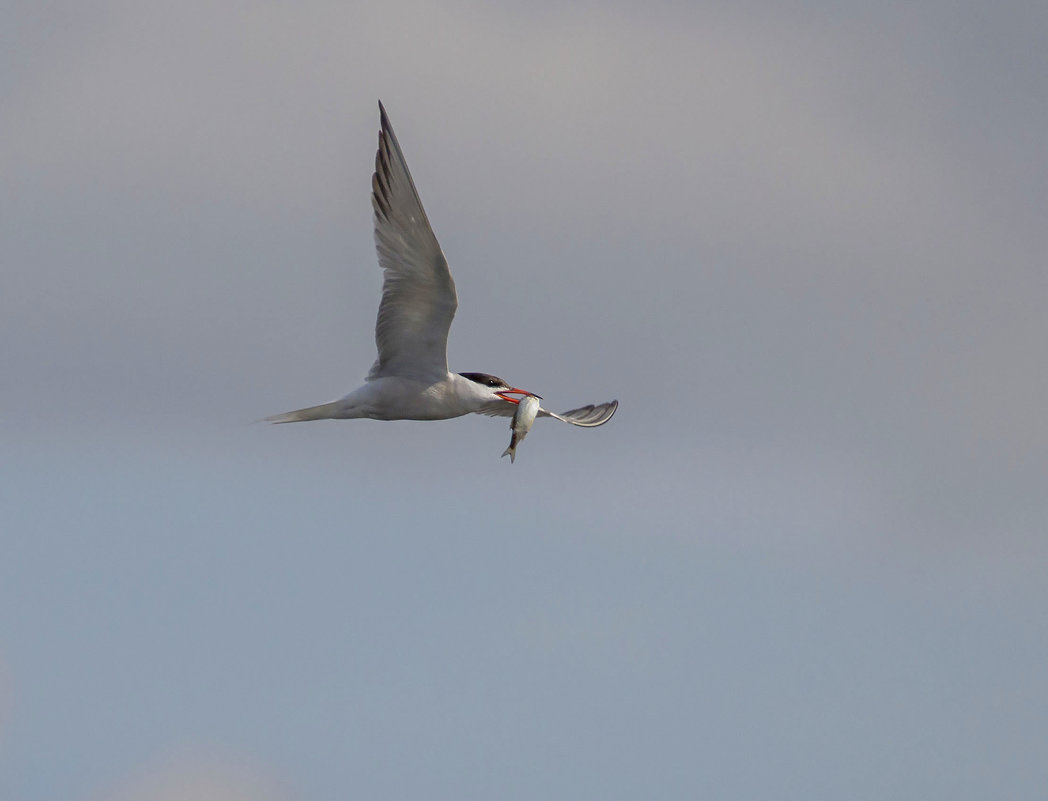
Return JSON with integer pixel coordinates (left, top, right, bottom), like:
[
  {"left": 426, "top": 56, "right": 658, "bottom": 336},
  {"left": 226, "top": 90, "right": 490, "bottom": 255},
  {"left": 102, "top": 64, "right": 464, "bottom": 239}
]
[{"left": 352, "top": 376, "right": 467, "bottom": 421}]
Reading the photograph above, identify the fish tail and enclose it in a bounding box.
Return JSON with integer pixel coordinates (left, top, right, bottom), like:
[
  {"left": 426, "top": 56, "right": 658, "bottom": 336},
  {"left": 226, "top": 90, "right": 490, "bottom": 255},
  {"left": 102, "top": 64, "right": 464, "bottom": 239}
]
[{"left": 501, "top": 444, "right": 516, "bottom": 463}]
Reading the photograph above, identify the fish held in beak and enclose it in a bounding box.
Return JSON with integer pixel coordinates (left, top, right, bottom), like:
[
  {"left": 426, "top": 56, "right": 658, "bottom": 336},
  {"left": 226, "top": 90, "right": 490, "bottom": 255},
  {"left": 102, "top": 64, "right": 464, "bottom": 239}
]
[{"left": 501, "top": 395, "right": 541, "bottom": 463}]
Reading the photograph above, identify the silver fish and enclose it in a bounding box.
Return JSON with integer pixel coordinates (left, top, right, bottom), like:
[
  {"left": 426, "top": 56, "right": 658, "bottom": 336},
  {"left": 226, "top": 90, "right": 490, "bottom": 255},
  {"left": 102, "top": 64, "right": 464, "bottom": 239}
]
[{"left": 501, "top": 394, "right": 541, "bottom": 463}]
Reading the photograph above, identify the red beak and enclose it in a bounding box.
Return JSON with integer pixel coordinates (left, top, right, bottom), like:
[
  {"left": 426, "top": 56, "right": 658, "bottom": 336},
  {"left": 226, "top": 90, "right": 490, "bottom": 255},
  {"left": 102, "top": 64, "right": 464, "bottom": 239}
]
[{"left": 496, "top": 387, "right": 542, "bottom": 404}]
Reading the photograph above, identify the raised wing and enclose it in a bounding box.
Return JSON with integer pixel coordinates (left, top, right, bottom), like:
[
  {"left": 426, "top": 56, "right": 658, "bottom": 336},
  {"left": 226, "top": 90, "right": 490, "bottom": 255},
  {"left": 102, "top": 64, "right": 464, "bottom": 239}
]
[
  {"left": 476, "top": 399, "right": 619, "bottom": 427},
  {"left": 368, "top": 102, "right": 457, "bottom": 382}
]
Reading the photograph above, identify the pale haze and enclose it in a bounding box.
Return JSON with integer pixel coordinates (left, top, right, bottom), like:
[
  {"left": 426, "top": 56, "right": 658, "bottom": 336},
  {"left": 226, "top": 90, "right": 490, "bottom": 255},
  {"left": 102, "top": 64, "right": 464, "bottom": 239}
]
[{"left": 3, "top": 2, "right": 1046, "bottom": 799}]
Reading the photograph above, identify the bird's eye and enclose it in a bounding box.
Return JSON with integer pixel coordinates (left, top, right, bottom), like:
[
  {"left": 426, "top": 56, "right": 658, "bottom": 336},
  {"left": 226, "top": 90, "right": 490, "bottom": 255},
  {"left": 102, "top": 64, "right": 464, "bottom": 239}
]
[{"left": 489, "top": 379, "right": 499, "bottom": 387}]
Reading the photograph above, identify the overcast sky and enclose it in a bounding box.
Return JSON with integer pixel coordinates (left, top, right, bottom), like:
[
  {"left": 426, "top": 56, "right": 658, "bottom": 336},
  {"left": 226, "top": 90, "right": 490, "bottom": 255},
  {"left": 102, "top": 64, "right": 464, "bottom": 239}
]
[{"left": 3, "top": 1, "right": 1047, "bottom": 799}]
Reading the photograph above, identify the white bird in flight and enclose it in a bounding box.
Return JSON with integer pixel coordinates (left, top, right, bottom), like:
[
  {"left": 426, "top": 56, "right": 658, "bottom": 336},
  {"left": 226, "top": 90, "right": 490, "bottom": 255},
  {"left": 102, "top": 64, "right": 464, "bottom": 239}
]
[{"left": 267, "top": 102, "right": 618, "bottom": 444}]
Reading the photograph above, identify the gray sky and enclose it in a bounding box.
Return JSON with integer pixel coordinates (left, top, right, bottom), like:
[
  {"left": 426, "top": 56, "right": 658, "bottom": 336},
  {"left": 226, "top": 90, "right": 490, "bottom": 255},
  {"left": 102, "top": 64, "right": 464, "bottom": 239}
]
[{"left": 3, "top": 1, "right": 1047, "bottom": 799}]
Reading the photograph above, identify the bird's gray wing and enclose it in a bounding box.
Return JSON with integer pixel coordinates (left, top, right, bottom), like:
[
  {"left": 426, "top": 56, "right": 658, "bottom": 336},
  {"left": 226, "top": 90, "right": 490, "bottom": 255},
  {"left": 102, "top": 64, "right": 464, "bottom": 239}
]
[
  {"left": 475, "top": 399, "right": 619, "bottom": 427},
  {"left": 542, "top": 400, "right": 619, "bottom": 427},
  {"left": 367, "top": 101, "right": 457, "bottom": 382}
]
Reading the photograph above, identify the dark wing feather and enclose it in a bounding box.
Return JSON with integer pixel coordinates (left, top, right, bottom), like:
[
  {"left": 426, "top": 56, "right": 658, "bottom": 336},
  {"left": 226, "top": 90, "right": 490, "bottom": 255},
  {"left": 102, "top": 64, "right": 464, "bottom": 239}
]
[{"left": 544, "top": 400, "right": 618, "bottom": 427}]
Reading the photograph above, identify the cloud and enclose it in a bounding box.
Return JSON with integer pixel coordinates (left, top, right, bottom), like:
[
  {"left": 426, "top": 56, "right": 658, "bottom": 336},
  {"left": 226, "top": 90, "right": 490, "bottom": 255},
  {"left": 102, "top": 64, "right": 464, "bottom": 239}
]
[{"left": 96, "top": 751, "right": 287, "bottom": 801}]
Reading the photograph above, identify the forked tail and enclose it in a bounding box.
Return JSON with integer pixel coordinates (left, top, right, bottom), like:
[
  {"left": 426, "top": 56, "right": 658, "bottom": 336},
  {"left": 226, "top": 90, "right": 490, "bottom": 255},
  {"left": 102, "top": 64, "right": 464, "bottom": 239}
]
[{"left": 265, "top": 401, "right": 342, "bottom": 423}]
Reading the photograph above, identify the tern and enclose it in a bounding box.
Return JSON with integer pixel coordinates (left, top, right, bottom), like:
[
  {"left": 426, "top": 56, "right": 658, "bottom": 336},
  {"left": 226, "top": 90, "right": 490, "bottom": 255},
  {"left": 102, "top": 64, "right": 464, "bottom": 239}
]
[{"left": 267, "top": 102, "right": 618, "bottom": 442}]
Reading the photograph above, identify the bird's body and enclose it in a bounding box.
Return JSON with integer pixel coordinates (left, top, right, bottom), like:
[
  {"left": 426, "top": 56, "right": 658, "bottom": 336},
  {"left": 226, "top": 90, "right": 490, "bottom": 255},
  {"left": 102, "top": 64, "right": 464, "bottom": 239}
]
[
  {"left": 268, "top": 373, "right": 514, "bottom": 423},
  {"left": 267, "top": 102, "right": 617, "bottom": 451}
]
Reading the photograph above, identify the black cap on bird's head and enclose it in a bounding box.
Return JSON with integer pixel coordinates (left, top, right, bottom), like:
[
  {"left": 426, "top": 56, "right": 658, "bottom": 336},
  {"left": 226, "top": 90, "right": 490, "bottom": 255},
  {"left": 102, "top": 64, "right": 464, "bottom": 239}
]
[{"left": 459, "top": 372, "right": 541, "bottom": 404}]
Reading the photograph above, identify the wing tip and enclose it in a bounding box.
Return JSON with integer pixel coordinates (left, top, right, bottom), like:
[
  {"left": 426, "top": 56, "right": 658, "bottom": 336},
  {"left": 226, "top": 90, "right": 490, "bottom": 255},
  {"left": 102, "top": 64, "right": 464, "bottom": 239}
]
[
  {"left": 552, "top": 399, "right": 619, "bottom": 427},
  {"left": 593, "top": 399, "right": 619, "bottom": 426}
]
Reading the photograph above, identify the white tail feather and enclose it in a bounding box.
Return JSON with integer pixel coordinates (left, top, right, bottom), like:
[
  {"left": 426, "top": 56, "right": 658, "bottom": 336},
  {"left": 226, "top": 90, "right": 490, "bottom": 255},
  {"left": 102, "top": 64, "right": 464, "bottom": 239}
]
[{"left": 265, "top": 401, "right": 342, "bottom": 423}]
